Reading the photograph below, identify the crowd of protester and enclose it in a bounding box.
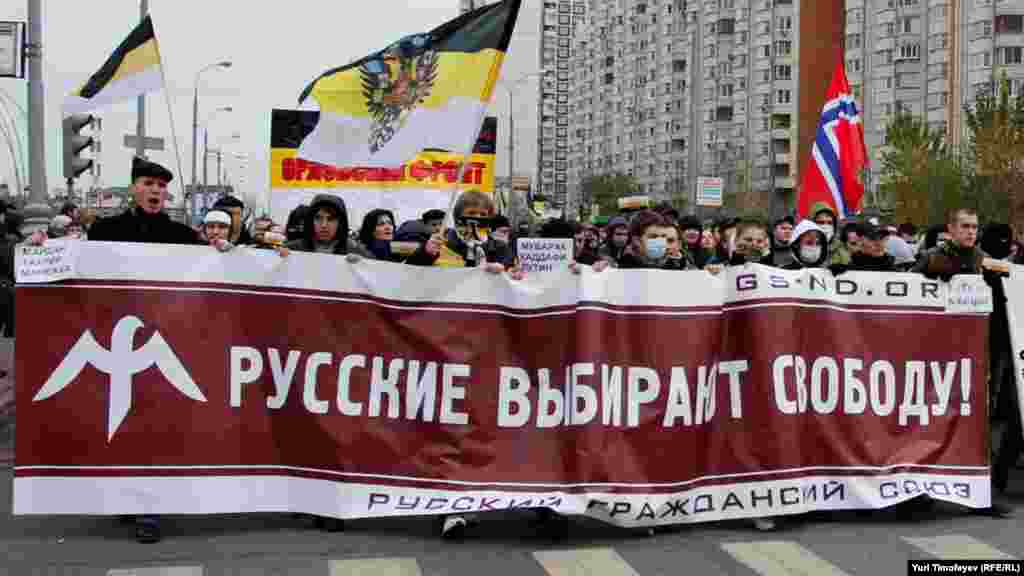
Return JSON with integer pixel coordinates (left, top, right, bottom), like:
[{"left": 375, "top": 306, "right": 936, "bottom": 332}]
[{"left": 2, "top": 157, "right": 1021, "bottom": 542}]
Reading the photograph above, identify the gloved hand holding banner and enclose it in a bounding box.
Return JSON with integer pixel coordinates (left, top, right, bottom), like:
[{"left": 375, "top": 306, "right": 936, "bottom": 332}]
[{"left": 13, "top": 244, "right": 991, "bottom": 525}]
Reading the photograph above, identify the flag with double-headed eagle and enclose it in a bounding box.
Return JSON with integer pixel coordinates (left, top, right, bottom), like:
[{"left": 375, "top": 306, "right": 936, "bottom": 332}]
[
  {"left": 798, "top": 60, "right": 868, "bottom": 219},
  {"left": 297, "top": 0, "right": 521, "bottom": 168}
]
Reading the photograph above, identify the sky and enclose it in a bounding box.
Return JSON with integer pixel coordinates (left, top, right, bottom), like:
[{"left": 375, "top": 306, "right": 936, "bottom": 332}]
[{"left": 0, "top": 0, "right": 539, "bottom": 214}]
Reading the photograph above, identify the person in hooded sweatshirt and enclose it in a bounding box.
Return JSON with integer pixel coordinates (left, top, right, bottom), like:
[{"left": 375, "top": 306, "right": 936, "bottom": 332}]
[
  {"left": 356, "top": 209, "right": 403, "bottom": 262},
  {"left": 784, "top": 220, "right": 830, "bottom": 270},
  {"left": 286, "top": 194, "right": 358, "bottom": 257},
  {"left": 809, "top": 203, "right": 851, "bottom": 267}
]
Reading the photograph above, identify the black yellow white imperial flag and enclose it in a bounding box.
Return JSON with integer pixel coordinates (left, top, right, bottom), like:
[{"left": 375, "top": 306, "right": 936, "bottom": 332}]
[
  {"left": 297, "top": 0, "right": 521, "bottom": 168},
  {"left": 63, "top": 16, "right": 164, "bottom": 115}
]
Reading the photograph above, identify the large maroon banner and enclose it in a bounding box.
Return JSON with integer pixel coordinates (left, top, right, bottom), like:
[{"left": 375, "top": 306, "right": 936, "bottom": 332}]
[{"left": 12, "top": 243, "right": 991, "bottom": 525}]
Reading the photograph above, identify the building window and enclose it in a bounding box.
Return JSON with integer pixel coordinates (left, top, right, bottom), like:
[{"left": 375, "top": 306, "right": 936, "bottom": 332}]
[
  {"left": 776, "top": 89, "right": 792, "bottom": 104},
  {"left": 996, "top": 15, "right": 1024, "bottom": 35},
  {"left": 897, "top": 43, "right": 920, "bottom": 60},
  {"left": 774, "top": 40, "right": 793, "bottom": 57},
  {"left": 774, "top": 64, "right": 792, "bottom": 80},
  {"left": 997, "top": 46, "right": 1023, "bottom": 65}
]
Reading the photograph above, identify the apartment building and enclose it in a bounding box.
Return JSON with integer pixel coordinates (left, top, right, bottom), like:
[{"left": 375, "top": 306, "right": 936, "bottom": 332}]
[
  {"left": 563, "top": 0, "right": 841, "bottom": 217},
  {"left": 846, "top": 0, "right": 1024, "bottom": 174}
]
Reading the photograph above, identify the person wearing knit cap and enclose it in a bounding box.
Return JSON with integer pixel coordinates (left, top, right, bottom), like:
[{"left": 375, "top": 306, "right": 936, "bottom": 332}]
[
  {"left": 212, "top": 196, "right": 252, "bottom": 245},
  {"left": 85, "top": 157, "right": 199, "bottom": 246},
  {"left": 202, "top": 209, "right": 236, "bottom": 252}
]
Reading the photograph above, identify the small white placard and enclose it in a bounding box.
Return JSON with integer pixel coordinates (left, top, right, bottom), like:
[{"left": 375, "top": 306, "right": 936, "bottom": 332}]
[
  {"left": 946, "top": 275, "right": 993, "bottom": 314},
  {"left": 15, "top": 239, "right": 80, "bottom": 284},
  {"left": 517, "top": 238, "right": 574, "bottom": 274}
]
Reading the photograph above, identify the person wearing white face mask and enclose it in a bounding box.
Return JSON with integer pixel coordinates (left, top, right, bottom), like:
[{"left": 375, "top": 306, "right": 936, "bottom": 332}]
[
  {"left": 810, "top": 203, "right": 851, "bottom": 267},
  {"left": 784, "top": 220, "right": 830, "bottom": 270}
]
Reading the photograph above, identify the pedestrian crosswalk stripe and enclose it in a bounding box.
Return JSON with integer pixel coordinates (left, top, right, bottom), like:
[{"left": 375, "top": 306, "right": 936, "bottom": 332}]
[
  {"left": 902, "top": 535, "right": 1017, "bottom": 561},
  {"left": 533, "top": 548, "right": 640, "bottom": 576},
  {"left": 329, "top": 557, "right": 422, "bottom": 576},
  {"left": 721, "top": 541, "right": 852, "bottom": 576},
  {"left": 108, "top": 568, "right": 203, "bottom": 576}
]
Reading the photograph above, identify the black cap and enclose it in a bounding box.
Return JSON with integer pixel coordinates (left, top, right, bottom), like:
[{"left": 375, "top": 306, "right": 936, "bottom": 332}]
[
  {"left": 131, "top": 156, "right": 173, "bottom": 183},
  {"left": 539, "top": 218, "right": 575, "bottom": 240},
  {"left": 862, "top": 224, "right": 885, "bottom": 241},
  {"left": 422, "top": 209, "right": 446, "bottom": 222},
  {"left": 774, "top": 215, "right": 795, "bottom": 227},
  {"left": 213, "top": 195, "right": 245, "bottom": 209},
  {"left": 491, "top": 215, "right": 510, "bottom": 229},
  {"left": 679, "top": 215, "right": 702, "bottom": 232}
]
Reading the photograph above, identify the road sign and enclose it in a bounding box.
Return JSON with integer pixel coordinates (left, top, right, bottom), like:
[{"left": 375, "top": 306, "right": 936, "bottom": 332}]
[
  {"left": 123, "top": 134, "right": 165, "bottom": 151},
  {"left": 696, "top": 177, "right": 723, "bottom": 208}
]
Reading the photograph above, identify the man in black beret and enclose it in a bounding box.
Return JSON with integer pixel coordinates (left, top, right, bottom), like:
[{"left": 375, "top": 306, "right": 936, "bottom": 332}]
[{"left": 88, "top": 157, "right": 200, "bottom": 245}]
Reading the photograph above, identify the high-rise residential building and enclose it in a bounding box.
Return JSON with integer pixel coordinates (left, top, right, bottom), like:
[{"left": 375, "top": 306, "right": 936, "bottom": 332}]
[
  {"left": 565, "top": 0, "right": 843, "bottom": 218},
  {"left": 846, "top": 0, "right": 1024, "bottom": 190}
]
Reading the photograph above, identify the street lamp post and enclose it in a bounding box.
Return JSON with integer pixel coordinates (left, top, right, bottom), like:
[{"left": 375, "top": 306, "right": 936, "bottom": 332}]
[
  {"left": 495, "top": 72, "right": 541, "bottom": 223},
  {"left": 202, "top": 107, "right": 233, "bottom": 186},
  {"left": 191, "top": 61, "right": 232, "bottom": 188}
]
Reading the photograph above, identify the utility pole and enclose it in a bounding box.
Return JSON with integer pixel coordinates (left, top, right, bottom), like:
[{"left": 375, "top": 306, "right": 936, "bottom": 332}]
[
  {"left": 23, "top": 0, "right": 50, "bottom": 234},
  {"left": 134, "top": 0, "right": 149, "bottom": 159}
]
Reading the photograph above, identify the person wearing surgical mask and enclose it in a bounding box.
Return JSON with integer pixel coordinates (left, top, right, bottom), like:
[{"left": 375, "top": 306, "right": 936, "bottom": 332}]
[
  {"left": 784, "top": 220, "right": 830, "bottom": 270},
  {"left": 810, "top": 203, "right": 850, "bottom": 267},
  {"left": 617, "top": 210, "right": 688, "bottom": 270}
]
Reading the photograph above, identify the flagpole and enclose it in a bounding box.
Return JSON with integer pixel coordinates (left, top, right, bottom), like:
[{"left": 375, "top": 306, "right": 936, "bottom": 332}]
[{"left": 152, "top": 35, "right": 189, "bottom": 226}]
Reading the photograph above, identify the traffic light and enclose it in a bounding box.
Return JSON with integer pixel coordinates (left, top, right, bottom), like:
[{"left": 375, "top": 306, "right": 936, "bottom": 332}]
[{"left": 62, "top": 114, "right": 97, "bottom": 180}]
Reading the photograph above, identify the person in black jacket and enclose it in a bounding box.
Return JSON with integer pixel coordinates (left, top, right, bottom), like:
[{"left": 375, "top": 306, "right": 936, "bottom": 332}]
[
  {"left": 847, "top": 225, "right": 897, "bottom": 272},
  {"left": 980, "top": 223, "right": 1021, "bottom": 499},
  {"left": 88, "top": 158, "right": 200, "bottom": 245},
  {"left": 617, "top": 210, "right": 691, "bottom": 270},
  {"left": 285, "top": 194, "right": 356, "bottom": 256},
  {"left": 729, "top": 219, "right": 770, "bottom": 266},
  {"left": 210, "top": 195, "right": 253, "bottom": 246},
  {"left": 356, "top": 209, "right": 400, "bottom": 261},
  {"left": 42, "top": 157, "right": 199, "bottom": 544}
]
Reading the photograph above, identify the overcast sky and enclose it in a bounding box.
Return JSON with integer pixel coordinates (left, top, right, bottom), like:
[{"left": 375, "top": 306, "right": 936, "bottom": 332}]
[{"left": 0, "top": 0, "right": 539, "bottom": 213}]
